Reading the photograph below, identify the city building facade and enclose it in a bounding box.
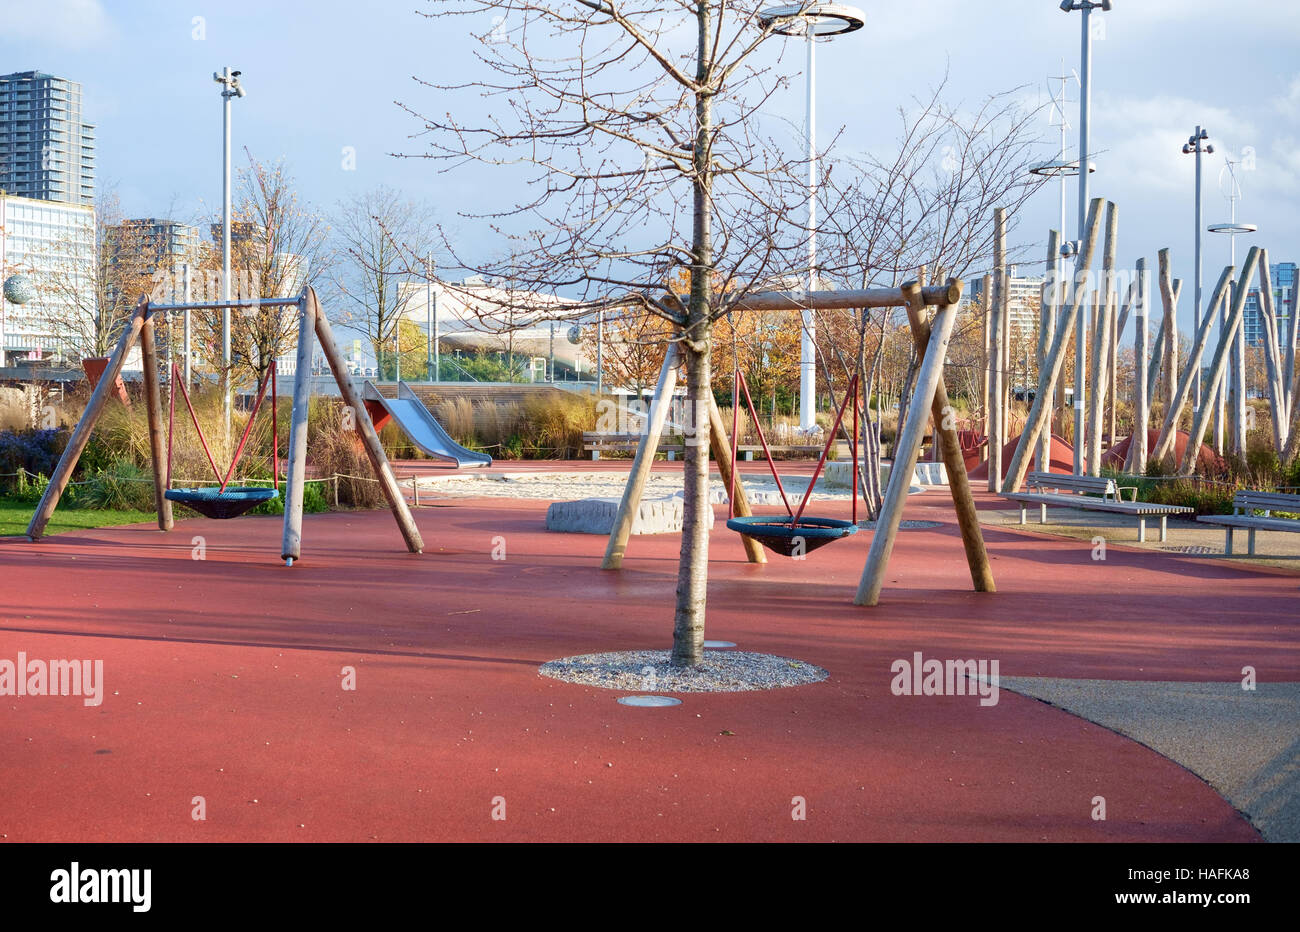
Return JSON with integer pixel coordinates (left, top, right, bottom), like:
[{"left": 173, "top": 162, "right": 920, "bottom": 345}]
[
  {"left": 1243, "top": 261, "right": 1296, "bottom": 349},
  {"left": 0, "top": 192, "right": 94, "bottom": 364},
  {"left": 0, "top": 71, "right": 95, "bottom": 206}
]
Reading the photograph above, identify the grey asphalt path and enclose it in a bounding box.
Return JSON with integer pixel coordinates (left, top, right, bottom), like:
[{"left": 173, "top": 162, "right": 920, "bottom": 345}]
[{"left": 1001, "top": 677, "right": 1300, "bottom": 842}]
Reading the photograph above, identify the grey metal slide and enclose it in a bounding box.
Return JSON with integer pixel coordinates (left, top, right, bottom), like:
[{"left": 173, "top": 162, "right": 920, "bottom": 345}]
[{"left": 362, "top": 381, "right": 493, "bottom": 467}]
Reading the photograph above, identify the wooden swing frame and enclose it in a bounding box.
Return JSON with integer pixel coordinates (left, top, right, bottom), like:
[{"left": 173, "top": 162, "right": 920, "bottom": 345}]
[{"left": 26, "top": 286, "right": 424, "bottom": 565}]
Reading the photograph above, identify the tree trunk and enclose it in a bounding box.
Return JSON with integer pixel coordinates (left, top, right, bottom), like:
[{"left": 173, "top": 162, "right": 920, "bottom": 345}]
[{"left": 671, "top": 0, "right": 714, "bottom": 669}]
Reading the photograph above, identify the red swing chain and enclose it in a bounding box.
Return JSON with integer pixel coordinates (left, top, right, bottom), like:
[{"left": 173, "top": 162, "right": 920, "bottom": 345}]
[
  {"left": 166, "top": 363, "right": 277, "bottom": 492},
  {"left": 790, "top": 372, "right": 859, "bottom": 529},
  {"left": 730, "top": 367, "right": 794, "bottom": 518}
]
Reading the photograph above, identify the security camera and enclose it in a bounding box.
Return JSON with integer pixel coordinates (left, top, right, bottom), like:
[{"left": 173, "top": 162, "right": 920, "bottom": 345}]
[{"left": 232, "top": 70, "right": 241, "bottom": 77}]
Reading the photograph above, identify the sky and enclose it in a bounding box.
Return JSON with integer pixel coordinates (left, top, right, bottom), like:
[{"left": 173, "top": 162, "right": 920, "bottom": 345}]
[{"left": 3, "top": 0, "right": 1299, "bottom": 344}]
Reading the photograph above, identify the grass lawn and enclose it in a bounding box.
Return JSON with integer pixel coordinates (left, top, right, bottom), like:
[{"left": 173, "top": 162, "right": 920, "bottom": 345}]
[{"left": 0, "top": 500, "right": 158, "bottom": 537}]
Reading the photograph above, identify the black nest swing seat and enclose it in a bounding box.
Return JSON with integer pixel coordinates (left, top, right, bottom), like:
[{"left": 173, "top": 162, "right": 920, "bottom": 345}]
[
  {"left": 164, "top": 486, "right": 278, "bottom": 520},
  {"left": 164, "top": 361, "right": 281, "bottom": 521},
  {"left": 725, "top": 515, "right": 858, "bottom": 556},
  {"left": 724, "top": 367, "right": 863, "bottom": 558}
]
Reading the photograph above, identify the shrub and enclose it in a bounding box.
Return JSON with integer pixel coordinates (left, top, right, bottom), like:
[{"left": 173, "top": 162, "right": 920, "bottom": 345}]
[
  {"left": 0, "top": 428, "right": 69, "bottom": 495},
  {"left": 79, "top": 460, "right": 158, "bottom": 511}
]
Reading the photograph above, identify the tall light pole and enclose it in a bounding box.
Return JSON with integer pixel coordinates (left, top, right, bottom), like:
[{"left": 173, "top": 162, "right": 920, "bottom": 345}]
[
  {"left": 214, "top": 67, "right": 245, "bottom": 439},
  {"left": 1030, "top": 70, "right": 1093, "bottom": 464},
  {"left": 1208, "top": 156, "right": 1256, "bottom": 455},
  {"left": 1059, "top": 0, "right": 1110, "bottom": 475},
  {"left": 1182, "top": 127, "right": 1213, "bottom": 419},
  {"left": 759, "top": 3, "right": 864, "bottom": 433}
]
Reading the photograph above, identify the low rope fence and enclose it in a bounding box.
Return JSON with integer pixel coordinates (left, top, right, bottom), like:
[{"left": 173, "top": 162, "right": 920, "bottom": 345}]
[{"left": 0, "top": 467, "right": 434, "bottom": 509}]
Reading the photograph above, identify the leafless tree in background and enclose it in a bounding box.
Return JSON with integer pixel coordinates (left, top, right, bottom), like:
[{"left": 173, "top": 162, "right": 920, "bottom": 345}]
[
  {"left": 817, "top": 79, "right": 1047, "bottom": 513},
  {"left": 329, "top": 185, "right": 437, "bottom": 373}
]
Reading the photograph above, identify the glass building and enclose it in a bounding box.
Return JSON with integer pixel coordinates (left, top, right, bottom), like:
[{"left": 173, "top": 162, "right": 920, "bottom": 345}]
[
  {"left": 0, "top": 71, "right": 95, "bottom": 206},
  {"left": 1243, "top": 261, "right": 1296, "bottom": 349},
  {"left": 0, "top": 193, "right": 95, "bottom": 364}
]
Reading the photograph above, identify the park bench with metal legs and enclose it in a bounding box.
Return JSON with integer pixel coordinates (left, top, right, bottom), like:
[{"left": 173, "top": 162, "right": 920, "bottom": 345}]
[
  {"left": 1003, "top": 471, "right": 1194, "bottom": 542},
  {"left": 1196, "top": 490, "right": 1300, "bottom": 555}
]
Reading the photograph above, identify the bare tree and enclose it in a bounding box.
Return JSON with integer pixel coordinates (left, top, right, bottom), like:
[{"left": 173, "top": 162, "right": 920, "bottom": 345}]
[
  {"left": 198, "top": 153, "right": 331, "bottom": 384},
  {"left": 43, "top": 190, "right": 154, "bottom": 359},
  {"left": 329, "top": 185, "right": 437, "bottom": 375},
  {"left": 816, "top": 79, "right": 1047, "bottom": 511},
  {"left": 400, "top": 1, "right": 822, "bottom": 666}
]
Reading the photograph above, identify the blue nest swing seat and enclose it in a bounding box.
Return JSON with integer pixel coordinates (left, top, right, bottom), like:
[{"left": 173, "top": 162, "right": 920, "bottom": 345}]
[{"left": 164, "top": 486, "right": 278, "bottom": 520}]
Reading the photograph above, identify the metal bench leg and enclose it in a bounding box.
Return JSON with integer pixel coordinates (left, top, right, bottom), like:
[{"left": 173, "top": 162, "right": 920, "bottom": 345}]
[
  {"left": 1019, "top": 506, "right": 1027, "bottom": 526},
  {"left": 1225, "top": 529, "right": 1232, "bottom": 556},
  {"left": 1248, "top": 528, "right": 1256, "bottom": 556},
  {"left": 1159, "top": 516, "right": 1167, "bottom": 542},
  {"left": 1137, "top": 518, "right": 1146, "bottom": 543},
  {"left": 1039, "top": 503, "right": 1047, "bottom": 524}
]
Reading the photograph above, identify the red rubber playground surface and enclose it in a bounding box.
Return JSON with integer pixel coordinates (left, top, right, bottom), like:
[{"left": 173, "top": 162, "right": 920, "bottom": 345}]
[{"left": 0, "top": 463, "right": 1295, "bottom": 842}]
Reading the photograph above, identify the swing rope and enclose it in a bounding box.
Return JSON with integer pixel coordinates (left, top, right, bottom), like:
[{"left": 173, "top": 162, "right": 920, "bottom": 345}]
[{"left": 166, "top": 363, "right": 279, "bottom": 493}]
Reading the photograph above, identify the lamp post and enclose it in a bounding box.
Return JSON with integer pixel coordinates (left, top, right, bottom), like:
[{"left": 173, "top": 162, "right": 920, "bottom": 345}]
[
  {"left": 1208, "top": 156, "right": 1257, "bottom": 455},
  {"left": 213, "top": 67, "right": 245, "bottom": 440},
  {"left": 1030, "top": 70, "right": 1094, "bottom": 466},
  {"left": 1059, "top": 0, "right": 1110, "bottom": 475},
  {"left": 759, "top": 3, "right": 864, "bottom": 433},
  {"left": 1181, "top": 126, "right": 1213, "bottom": 419}
]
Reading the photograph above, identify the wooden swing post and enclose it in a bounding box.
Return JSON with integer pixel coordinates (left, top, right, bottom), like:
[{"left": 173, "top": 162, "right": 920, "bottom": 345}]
[{"left": 27, "top": 296, "right": 150, "bottom": 541}]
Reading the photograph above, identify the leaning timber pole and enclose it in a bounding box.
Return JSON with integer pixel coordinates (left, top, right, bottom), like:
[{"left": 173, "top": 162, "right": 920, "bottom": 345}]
[
  {"left": 1003, "top": 198, "right": 1105, "bottom": 494},
  {"left": 1179, "top": 246, "right": 1262, "bottom": 475},
  {"left": 855, "top": 297, "right": 961, "bottom": 607},
  {"left": 139, "top": 306, "right": 174, "bottom": 531},
  {"left": 28, "top": 297, "right": 149, "bottom": 540},
  {"left": 900, "top": 281, "right": 994, "bottom": 593},
  {"left": 1086, "top": 201, "right": 1119, "bottom": 475},
  {"left": 1150, "top": 266, "right": 1234, "bottom": 464}
]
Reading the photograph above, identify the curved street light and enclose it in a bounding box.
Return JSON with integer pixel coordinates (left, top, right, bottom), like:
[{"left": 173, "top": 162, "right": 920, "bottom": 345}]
[{"left": 759, "top": 3, "right": 865, "bottom": 433}]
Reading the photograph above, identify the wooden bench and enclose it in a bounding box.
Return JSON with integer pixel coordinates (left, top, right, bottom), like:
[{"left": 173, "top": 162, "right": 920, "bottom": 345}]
[
  {"left": 1196, "top": 490, "right": 1300, "bottom": 555},
  {"left": 582, "top": 432, "right": 685, "bottom": 461},
  {"left": 736, "top": 444, "right": 824, "bottom": 461},
  {"left": 1003, "top": 471, "right": 1194, "bottom": 542}
]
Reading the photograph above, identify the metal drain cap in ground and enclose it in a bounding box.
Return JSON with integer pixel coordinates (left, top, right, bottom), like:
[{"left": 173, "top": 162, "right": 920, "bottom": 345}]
[
  {"left": 617, "top": 696, "right": 683, "bottom": 707},
  {"left": 703, "top": 640, "right": 737, "bottom": 648}
]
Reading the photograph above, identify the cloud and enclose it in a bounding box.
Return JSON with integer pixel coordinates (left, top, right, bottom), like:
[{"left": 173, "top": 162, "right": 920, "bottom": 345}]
[{"left": 0, "top": 0, "right": 114, "bottom": 49}]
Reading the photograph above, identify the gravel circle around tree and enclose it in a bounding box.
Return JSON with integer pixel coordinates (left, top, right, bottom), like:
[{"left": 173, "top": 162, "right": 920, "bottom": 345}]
[{"left": 539, "top": 649, "right": 829, "bottom": 693}]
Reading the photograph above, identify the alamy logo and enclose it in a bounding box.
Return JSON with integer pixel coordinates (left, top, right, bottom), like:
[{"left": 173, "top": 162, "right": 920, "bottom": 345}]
[
  {"left": 49, "top": 862, "right": 151, "bottom": 912},
  {"left": 890, "top": 651, "right": 1000, "bottom": 706},
  {"left": 0, "top": 652, "right": 104, "bottom": 706}
]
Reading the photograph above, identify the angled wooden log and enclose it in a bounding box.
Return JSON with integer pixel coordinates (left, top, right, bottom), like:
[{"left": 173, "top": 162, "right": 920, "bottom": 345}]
[
  {"left": 1151, "top": 265, "right": 1234, "bottom": 464},
  {"left": 1256, "top": 251, "right": 1288, "bottom": 454},
  {"left": 1145, "top": 280, "right": 1179, "bottom": 421},
  {"left": 706, "top": 393, "right": 766, "bottom": 565},
  {"left": 1086, "top": 202, "right": 1119, "bottom": 475},
  {"left": 603, "top": 344, "right": 680, "bottom": 569},
  {"left": 313, "top": 288, "right": 424, "bottom": 556},
  {"left": 1126, "top": 257, "right": 1151, "bottom": 474},
  {"left": 987, "top": 209, "right": 1006, "bottom": 492},
  {"left": 1158, "top": 250, "right": 1179, "bottom": 413},
  {"left": 1179, "top": 247, "right": 1262, "bottom": 475},
  {"left": 1108, "top": 283, "right": 1119, "bottom": 456},
  {"left": 1038, "top": 230, "right": 1061, "bottom": 471},
  {"left": 856, "top": 297, "right": 961, "bottom": 606},
  {"left": 1002, "top": 198, "right": 1104, "bottom": 494},
  {"left": 27, "top": 296, "right": 149, "bottom": 540},
  {"left": 139, "top": 307, "right": 173, "bottom": 531},
  {"left": 281, "top": 291, "right": 317, "bottom": 563},
  {"left": 900, "top": 281, "right": 994, "bottom": 593}
]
